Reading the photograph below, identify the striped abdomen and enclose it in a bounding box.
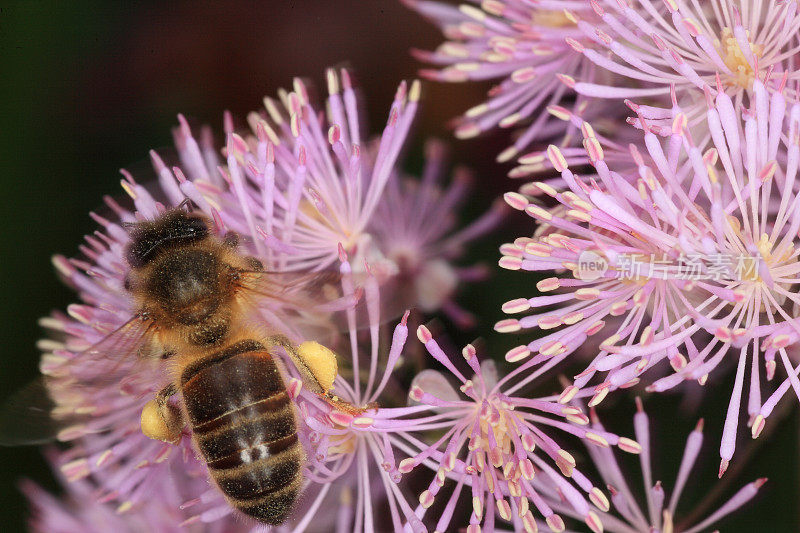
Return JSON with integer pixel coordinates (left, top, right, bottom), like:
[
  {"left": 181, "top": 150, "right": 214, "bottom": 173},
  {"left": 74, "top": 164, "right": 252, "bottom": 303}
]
[{"left": 181, "top": 340, "right": 303, "bottom": 525}]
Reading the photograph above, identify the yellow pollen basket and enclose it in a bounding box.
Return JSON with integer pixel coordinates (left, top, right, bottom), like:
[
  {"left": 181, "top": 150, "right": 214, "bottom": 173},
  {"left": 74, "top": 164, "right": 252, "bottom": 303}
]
[
  {"left": 297, "top": 341, "right": 339, "bottom": 394},
  {"left": 140, "top": 399, "right": 182, "bottom": 444},
  {"left": 717, "top": 27, "right": 763, "bottom": 89}
]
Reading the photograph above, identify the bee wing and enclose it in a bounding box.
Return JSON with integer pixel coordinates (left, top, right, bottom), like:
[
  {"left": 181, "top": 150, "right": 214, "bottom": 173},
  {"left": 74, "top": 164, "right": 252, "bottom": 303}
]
[
  {"left": 237, "top": 269, "right": 351, "bottom": 312},
  {"left": 236, "top": 268, "right": 415, "bottom": 331},
  {"left": 0, "top": 315, "right": 161, "bottom": 446},
  {"left": 0, "top": 378, "right": 67, "bottom": 445},
  {"left": 47, "top": 314, "right": 161, "bottom": 385}
]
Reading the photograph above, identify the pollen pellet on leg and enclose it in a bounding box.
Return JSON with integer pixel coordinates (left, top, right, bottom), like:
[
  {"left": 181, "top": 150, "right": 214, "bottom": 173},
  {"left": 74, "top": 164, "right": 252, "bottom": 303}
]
[
  {"left": 297, "top": 341, "right": 339, "bottom": 393},
  {"left": 140, "top": 399, "right": 182, "bottom": 444}
]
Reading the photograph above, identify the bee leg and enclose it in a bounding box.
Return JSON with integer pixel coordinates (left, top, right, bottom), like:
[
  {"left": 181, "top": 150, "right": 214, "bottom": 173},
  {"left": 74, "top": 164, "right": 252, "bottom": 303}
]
[
  {"left": 266, "top": 335, "right": 367, "bottom": 413},
  {"left": 140, "top": 383, "right": 184, "bottom": 444},
  {"left": 156, "top": 383, "right": 177, "bottom": 403},
  {"left": 322, "top": 395, "right": 371, "bottom": 416},
  {"left": 245, "top": 256, "right": 264, "bottom": 271},
  {"left": 267, "top": 335, "right": 334, "bottom": 395},
  {"left": 222, "top": 231, "right": 240, "bottom": 248}
]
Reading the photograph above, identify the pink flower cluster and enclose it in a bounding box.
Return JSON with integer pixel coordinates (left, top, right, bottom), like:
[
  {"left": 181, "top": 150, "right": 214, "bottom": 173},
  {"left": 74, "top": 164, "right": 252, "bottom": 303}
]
[{"left": 18, "top": 0, "right": 800, "bottom": 530}]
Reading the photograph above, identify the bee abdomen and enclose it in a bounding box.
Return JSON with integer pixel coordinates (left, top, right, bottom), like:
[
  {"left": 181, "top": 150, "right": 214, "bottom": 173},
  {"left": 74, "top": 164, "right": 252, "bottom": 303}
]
[
  {"left": 182, "top": 340, "right": 303, "bottom": 525},
  {"left": 210, "top": 441, "right": 304, "bottom": 525}
]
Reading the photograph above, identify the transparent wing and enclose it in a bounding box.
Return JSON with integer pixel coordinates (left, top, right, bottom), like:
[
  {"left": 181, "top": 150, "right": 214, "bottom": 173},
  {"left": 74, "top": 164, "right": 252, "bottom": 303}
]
[
  {"left": 237, "top": 270, "right": 351, "bottom": 312},
  {"left": 235, "top": 267, "right": 414, "bottom": 331},
  {"left": 0, "top": 314, "right": 161, "bottom": 446},
  {"left": 0, "top": 378, "right": 66, "bottom": 445},
  {"left": 46, "top": 314, "right": 160, "bottom": 385}
]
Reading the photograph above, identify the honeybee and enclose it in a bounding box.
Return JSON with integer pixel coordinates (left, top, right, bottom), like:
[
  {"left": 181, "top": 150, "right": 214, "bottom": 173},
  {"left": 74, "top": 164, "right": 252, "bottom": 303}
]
[{"left": 2, "top": 207, "right": 363, "bottom": 525}]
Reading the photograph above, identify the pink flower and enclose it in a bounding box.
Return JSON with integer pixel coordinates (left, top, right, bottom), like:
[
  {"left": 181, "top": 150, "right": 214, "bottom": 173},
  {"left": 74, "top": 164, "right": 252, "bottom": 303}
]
[
  {"left": 499, "top": 77, "right": 800, "bottom": 474},
  {"left": 404, "top": 0, "right": 624, "bottom": 162},
  {"left": 397, "top": 326, "right": 641, "bottom": 533},
  {"left": 535, "top": 399, "right": 765, "bottom": 533},
  {"left": 571, "top": 0, "right": 800, "bottom": 132}
]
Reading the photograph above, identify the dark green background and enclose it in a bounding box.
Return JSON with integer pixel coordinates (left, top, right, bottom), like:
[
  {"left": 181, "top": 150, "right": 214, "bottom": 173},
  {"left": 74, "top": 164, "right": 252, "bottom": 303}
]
[{"left": 0, "top": 1, "right": 795, "bottom": 531}]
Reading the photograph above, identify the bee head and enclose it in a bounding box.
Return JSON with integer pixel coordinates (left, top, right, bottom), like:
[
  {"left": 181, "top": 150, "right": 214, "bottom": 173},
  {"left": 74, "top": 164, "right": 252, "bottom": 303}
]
[{"left": 126, "top": 210, "right": 210, "bottom": 268}]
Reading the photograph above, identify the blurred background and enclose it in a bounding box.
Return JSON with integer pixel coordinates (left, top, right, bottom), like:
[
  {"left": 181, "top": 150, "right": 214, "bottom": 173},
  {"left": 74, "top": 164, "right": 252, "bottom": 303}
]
[{"left": 0, "top": 1, "right": 796, "bottom": 531}]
